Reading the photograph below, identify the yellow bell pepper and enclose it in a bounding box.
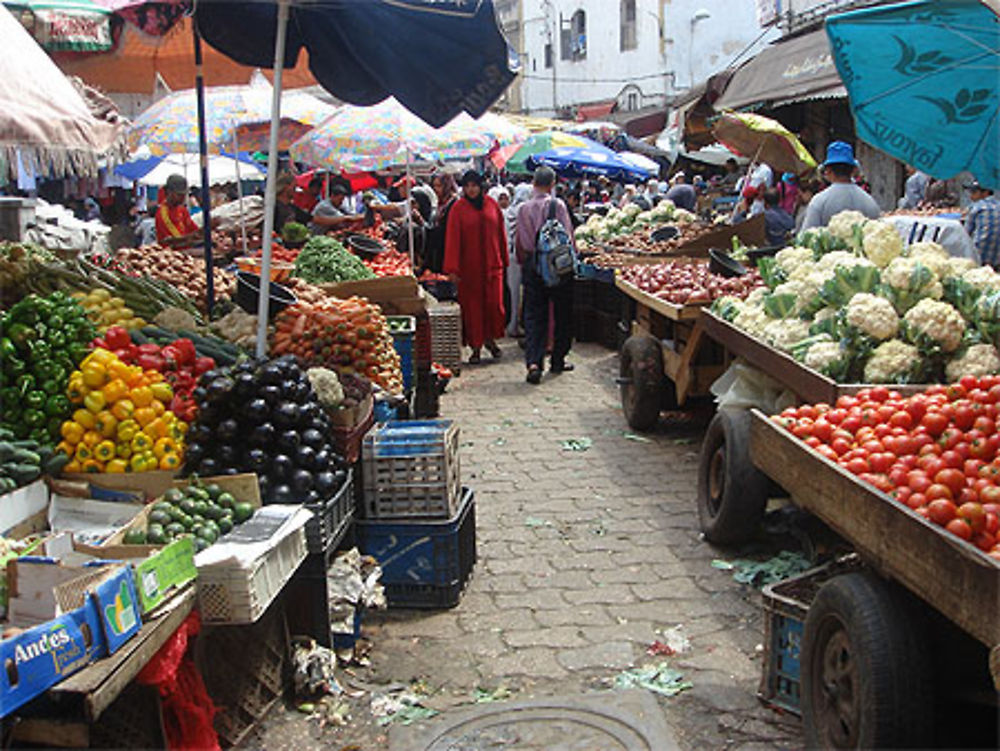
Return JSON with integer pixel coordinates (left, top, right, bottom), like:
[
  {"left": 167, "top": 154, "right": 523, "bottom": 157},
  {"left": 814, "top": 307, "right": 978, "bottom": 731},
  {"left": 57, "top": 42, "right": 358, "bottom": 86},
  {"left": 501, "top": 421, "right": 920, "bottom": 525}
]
[
  {"left": 145, "top": 418, "right": 168, "bottom": 440},
  {"left": 105, "top": 459, "right": 128, "bottom": 473},
  {"left": 94, "top": 411, "right": 118, "bottom": 439},
  {"left": 56, "top": 440, "right": 75, "bottom": 457},
  {"left": 82, "top": 430, "right": 102, "bottom": 448},
  {"left": 94, "top": 440, "right": 116, "bottom": 462},
  {"left": 159, "top": 452, "right": 181, "bottom": 470},
  {"left": 84, "top": 390, "right": 107, "bottom": 414},
  {"left": 153, "top": 437, "right": 177, "bottom": 459},
  {"left": 81, "top": 459, "right": 104, "bottom": 473},
  {"left": 83, "top": 348, "right": 115, "bottom": 367},
  {"left": 129, "top": 451, "right": 158, "bottom": 473},
  {"left": 129, "top": 453, "right": 146, "bottom": 472},
  {"left": 111, "top": 399, "right": 135, "bottom": 421},
  {"left": 60, "top": 421, "right": 84, "bottom": 444},
  {"left": 106, "top": 360, "right": 132, "bottom": 382},
  {"left": 130, "top": 432, "right": 153, "bottom": 453},
  {"left": 81, "top": 362, "right": 107, "bottom": 389},
  {"left": 102, "top": 378, "right": 129, "bottom": 405},
  {"left": 144, "top": 370, "right": 164, "bottom": 384},
  {"left": 168, "top": 421, "right": 186, "bottom": 441},
  {"left": 67, "top": 374, "right": 88, "bottom": 404},
  {"left": 74, "top": 443, "right": 92, "bottom": 462},
  {"left": 126, "top": 368, "right": 148, "bottom": 388},
  {"left": 150, "top": 399, "right": 166, "bottom": 417},
  {"left": 150, "top": 383, "right": 173, "bottom": 403},
  {"left": 116, "top": 443, "right": 132, "bottom": 459},
  {"left": 133, "top": 406, "right": 156, "bottom": 427},
  {"left": 64, "top": 460, "right": 82, "bottom": 474},
  {"left": 116, "top": 418, "right": 139, "bottom": 443},
  {"left": 72, "top": 408, "right": 96, "bottom": 430},
  {"left": 130, "top": 385, "right": 154, "bottom": 408}
]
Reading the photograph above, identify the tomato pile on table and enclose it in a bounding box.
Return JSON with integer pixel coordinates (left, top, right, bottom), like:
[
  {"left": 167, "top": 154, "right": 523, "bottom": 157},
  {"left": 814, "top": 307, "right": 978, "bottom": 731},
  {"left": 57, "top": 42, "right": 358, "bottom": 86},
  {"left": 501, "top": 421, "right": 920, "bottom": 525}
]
[{"left": 774, "top": 376, "right": 1000, "bottom": 560}]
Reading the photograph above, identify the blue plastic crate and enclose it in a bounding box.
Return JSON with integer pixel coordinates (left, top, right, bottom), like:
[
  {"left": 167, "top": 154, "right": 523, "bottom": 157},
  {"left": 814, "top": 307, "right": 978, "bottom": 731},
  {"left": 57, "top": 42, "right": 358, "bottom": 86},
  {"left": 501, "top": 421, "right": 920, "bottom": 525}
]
[
  {"left": 373, "top": 399, "right": 397, "bottom": 423},
  {"left": 356, "top": 487, "right": 475, "bottom": 608},
  {"left": 388, "top": 316, "right": 416, "bottom": 392},
  {"left": 576, "top": 262, "right": 615, "bottom": 284},
  {"left": 368, "top": 419, "right": 454, "bottom": 457}
]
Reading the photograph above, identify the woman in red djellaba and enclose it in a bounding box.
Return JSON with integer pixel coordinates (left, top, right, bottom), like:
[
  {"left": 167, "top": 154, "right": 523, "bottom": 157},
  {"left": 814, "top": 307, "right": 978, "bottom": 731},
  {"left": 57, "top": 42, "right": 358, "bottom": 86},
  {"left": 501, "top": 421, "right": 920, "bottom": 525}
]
[{"left": 444, "top": 170, "right": 507, "bottom": 364}]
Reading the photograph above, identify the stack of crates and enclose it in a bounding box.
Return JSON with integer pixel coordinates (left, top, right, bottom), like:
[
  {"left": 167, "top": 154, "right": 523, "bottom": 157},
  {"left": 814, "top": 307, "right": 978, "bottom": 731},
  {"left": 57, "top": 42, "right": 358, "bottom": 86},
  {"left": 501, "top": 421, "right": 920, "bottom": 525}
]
[
  {"left": 357, "top": 419, "right": 476, "bottom": 608},
  {"left": 428, "top": 302, "right": 463, "bottom": 374},
  {"left": 387, "top": 315, "right": 416, "bottom": 392}
]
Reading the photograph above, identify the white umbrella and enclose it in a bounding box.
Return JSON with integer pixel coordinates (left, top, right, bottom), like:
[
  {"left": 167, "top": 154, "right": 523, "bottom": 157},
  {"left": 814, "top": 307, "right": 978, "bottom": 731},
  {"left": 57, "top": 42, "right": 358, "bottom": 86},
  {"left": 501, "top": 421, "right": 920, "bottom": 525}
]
[
  {"left": 619, "top": 151, "right": 660, "bottom": 174},
  {"left": 136, "top": 152, "right": 264, "bottom": 186}
]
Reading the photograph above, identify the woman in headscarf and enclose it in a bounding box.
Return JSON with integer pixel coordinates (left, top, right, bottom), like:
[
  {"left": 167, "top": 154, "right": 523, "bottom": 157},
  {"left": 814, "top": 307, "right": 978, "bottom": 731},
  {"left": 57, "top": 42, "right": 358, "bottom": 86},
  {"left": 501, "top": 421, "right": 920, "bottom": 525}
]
[
  {"left": 423, "top": 172, "right": 458, "bottom": 273},
  {"left": 444, "top": 170, "right": 507, "bottom": 364}
]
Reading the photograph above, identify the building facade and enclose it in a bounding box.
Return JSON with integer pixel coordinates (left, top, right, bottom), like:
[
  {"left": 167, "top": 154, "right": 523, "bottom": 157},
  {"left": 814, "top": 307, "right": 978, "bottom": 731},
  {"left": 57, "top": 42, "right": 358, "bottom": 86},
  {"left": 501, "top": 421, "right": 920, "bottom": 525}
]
[{"left": 495, "top": 0, "right": 773, "bottom": 118}]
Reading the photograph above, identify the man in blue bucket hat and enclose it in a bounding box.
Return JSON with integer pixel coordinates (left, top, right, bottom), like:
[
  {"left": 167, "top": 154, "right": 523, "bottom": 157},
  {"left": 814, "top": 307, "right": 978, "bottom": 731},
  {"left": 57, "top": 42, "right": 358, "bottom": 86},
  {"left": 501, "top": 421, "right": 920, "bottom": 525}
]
[{"left": 800, "top": 141, "right": 881, "bottom": 230}]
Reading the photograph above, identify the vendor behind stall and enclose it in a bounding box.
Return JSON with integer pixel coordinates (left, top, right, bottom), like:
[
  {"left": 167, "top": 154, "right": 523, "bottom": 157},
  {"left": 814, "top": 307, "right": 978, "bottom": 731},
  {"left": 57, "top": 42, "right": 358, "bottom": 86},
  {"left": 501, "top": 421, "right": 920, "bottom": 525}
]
[
  {"left": 308, "top": 184, "right": 363, "bottom": 234},
  {"left": 800, "top": 142, "right": 881, "bottom": 230},
  {"left": 965, "top": 180, "right": 1000, "bottom": 268},
  {"left": 155, "top": 175, "right": 201, "bottom": 251}
]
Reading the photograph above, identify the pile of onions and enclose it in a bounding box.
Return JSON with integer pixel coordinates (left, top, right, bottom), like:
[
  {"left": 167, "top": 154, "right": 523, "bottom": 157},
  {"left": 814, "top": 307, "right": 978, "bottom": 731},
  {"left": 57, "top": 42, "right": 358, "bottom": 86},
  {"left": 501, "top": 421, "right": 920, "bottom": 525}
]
[
  {"left": 114, "top": 247, "right": 236, "bottom": 310},
  {"left": 619, "top": 260, "right": 763, "bottom": 305}
]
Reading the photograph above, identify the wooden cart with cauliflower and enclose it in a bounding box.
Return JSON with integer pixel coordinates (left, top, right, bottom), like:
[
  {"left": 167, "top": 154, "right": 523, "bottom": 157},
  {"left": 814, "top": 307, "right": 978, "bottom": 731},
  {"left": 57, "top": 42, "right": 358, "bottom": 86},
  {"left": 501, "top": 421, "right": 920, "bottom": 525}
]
[{"left": 643, "top": 216, "right": 1000, "bottom": 748}]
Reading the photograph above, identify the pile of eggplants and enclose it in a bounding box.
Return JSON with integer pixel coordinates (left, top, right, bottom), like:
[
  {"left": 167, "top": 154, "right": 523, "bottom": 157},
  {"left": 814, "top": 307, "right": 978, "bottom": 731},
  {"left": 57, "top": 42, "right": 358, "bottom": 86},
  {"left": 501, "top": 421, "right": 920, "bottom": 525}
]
[{"left": 183, "top": 355, "right": 349, "bottom": 506}]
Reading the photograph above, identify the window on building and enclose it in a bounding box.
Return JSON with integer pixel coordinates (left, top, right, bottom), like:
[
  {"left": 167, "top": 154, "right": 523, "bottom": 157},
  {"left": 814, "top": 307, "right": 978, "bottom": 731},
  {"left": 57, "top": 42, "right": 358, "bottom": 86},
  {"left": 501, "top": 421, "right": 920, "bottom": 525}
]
[
  {"left": 544, "top": 42, "right": 553, "bottom": 69},
  {"left": 620, "top": 0, "right": 637, "bottom": 52},
  {"left": 560, "top": 9, "right": 586, "bottom": 61},
  {"left": 627, "top": 91, "right": 639, "bottom": 111}
]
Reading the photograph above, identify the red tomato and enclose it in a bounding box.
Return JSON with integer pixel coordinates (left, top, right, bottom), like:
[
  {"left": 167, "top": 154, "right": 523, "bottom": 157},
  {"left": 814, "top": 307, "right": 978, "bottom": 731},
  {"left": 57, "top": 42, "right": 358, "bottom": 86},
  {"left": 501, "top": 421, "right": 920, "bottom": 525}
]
[
  {"left": 946, "top": 383, "right": 967, "bottom": 401},
  {"left": 974, "top": 478, "right": 993, "bottom": 495},
  {"left": 908, "top": 472, "right": 932, "bottom": 494},
  {"left": 816, "top": 445, "right": 839, "bottom": 462},
  {"left": 861, "top": 439, "right": 885, "bottom": 454},
  {"left": 968, "top": 436, "right": 993, "bottom": 460},
  {"left": 876, "top": 405, "right": 896, "bottom": 423},
  {"left": 831, "top": 437, "right": 852, "bottom": 456},
  {"left": 869, "top": 453, "right": 895, "bottom": 474},
  {"left": 981, "top": 485, "right": 1000, "bottom": 505},
  {"left": 917, "top": 455, "right": 945, "bottom": 476},
  {"left": 906, "top": 396, "right": 929, "bottom": 423},
  {"left": 927, "top": 498, "right": 958, "bottom": 525},
  {"left": 873, "top": 424, "right": 893, "bottom": 440},
  {"left": 889, "top": 466, "right": 909, "bottom": 487},
  {"left": 953, "top": 442, "right": 971, "bottom": 461},
  {"left": 805, "top": 436, "right": 822, "bottom": 448},
  {"left": 836, "top": 395, "right": 858, "bottom": 409},
  {"left": 964, "top": 459, "right": 984, "bottom": 477},
  {"left": 940, "top": 450, "right": 964, "bottom": 469},
  {"left": 811, "top": 419, "right": 833, "bottom": 443},
  {"left": 825, "top": 408, "right": 847, "bottom": 425},
  {"left": 798, "top": 405, "right": 818, "bottom": 421},
  {"left": 926, "top": 483, "right": 954, "bottom": 502},
  {"left": 937, "top": 428, "right": 964, "bottom": 450},
  {"left": 985, "top": 511, "right": 999, "bottom": 535},
  {"left": 958, "top": 487, "right": 980, "bottom": 505},
  {"left": 898, "top": 455, "right": 919, "bottom": 470},
  {"left": 892, "top": 486, "right": 912, "bottom": 503},
  {"left": 935, "top": 468, "right": 966, "bottom": 496},
  {"left": 953, "top": 402, "right": 975, "bottom": 430},
  {"left": 945, "top": 518, "right": 972, "bottom": 540},
  {"left": 841, "top": 415, "right": 862, "bottom": 434},
  {"left": 906, "top": 492, "right": 926, "bottom": 510},
  {"left": 972, "top": 531, "right": 996, "bottom": 551},
  {"left": 870, "top": 386, "right": 890, "bottom": 403},
  {"left": 888, "top": 411, "right": 913, "bottom": 429},
  {"left": 921, "top": 411, "right": 949, "bottom": 437},
  {"left": 973, "top": 416, "right": 995, "bottom": 434},
  {"left": 960, "top": 375, "right": 979, "bottom": 392},
  {"left": 845, "top": 457, "right": 870, "bottom": 475},
  {"left": 957, "top": 502, "right": 987, "bottom": 534},
  {"left": 914, "top": 505, "right": 931, "bottom": 520},
  {"left": 988, "top": 384, "right": 1000, "bottom": 404}
]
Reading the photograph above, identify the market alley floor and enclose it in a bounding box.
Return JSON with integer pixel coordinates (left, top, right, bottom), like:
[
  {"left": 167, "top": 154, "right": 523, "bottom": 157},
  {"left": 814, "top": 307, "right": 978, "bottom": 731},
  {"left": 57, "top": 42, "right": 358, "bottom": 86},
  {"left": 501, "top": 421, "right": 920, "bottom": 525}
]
[{"left": 250, "top": 341, "right": 802, "bottom": 751}]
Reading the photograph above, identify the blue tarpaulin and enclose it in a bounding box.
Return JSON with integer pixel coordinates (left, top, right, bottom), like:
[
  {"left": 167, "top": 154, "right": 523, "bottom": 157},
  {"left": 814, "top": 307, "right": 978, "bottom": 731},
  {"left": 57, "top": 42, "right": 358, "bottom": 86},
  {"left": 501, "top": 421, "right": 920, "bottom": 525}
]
[
  {"left": 528, "top": 139, "right": 656, "bottom": 183},
  {"left": 826, "top": 0, "right": 999, "bottom": 189}
]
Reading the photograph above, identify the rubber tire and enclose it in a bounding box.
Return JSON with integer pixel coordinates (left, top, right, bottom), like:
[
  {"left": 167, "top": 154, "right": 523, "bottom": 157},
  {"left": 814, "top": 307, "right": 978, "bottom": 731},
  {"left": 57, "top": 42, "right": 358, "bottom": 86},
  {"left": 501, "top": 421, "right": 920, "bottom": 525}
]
[
  {"left": 619, "top": 335, "right": 664, "bottom": 431},
  {"left": 802, "top": 572, "right": 932, "bottom": 750},
  {"left": 696, "top": 408, "right": 769, "bottom": 544}
]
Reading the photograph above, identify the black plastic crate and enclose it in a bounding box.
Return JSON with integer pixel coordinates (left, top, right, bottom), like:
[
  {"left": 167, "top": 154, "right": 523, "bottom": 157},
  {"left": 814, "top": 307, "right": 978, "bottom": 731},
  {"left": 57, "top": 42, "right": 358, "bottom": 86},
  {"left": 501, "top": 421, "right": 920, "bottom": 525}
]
[
  {"left": 573, "top": 305, "right": 595, "bottom": 342},
  {"left": 595, "top": 280, "right": 622, "bottom": 314},
  {"left": 304, "top": 470, "right": 355, "bottom": 555},
  {"left": 356, "top": 487, "right": 476, "bottom": 609}
]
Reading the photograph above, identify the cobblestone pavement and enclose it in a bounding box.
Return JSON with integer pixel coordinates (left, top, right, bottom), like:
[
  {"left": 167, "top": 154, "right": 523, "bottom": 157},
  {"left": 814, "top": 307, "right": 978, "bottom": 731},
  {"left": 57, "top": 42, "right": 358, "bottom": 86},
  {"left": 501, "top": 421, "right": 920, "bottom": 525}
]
[{"left": 251, "top": 341, "right": 801, "bottom": 750}]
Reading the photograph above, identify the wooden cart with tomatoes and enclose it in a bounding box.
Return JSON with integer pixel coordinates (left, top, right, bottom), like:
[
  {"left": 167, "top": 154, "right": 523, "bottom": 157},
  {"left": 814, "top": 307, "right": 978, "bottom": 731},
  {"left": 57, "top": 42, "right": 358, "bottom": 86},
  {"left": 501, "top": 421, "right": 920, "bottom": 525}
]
[{"left": 749, "top": 409, "right": 1000, "bottom": 749}]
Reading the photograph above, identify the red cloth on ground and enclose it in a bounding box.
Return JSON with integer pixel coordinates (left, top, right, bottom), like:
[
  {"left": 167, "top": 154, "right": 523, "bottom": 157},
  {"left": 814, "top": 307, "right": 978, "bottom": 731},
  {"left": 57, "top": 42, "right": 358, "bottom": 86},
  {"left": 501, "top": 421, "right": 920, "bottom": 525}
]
[
  {"left": 136, "top": 611, "right": 220, "bottom": 751},
  {"left": 443, "top": 195, "right": 508, "bottom": 349}
]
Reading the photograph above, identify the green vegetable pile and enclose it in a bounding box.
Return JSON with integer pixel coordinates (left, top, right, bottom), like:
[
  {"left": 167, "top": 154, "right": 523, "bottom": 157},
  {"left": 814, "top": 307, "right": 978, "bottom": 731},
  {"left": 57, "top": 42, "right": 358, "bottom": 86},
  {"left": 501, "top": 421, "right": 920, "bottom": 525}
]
[
  {"left": 123, "top": 479, "right": 255, "bottom": 552},
  {"left": 281, "top": 222, "right": 309, "bottom": 246},
  {"left": 1, "top": 292, "right": 96, "bottom": 445},
  {"left": 293, "top": 236, "right": 375, "bottom": 284},
  {"left": 0, "top": 426, "right": 69, "bottom": 493}
]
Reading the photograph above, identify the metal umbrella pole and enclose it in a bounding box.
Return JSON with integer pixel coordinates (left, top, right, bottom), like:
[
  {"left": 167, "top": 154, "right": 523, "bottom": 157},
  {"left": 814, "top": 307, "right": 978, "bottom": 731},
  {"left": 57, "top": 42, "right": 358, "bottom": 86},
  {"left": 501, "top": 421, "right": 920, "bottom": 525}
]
[
  {"left": 232, "top": 127, "right": 248, "bottom": 254},
  {"left": 255, "top": 0, "right": 290, "bottom": 357},
  {"left": 192, "top": 23, "right": 215, "bottom": 316},
  {"left": 406, "top": 147, "right": 415, "bottom": 270}
]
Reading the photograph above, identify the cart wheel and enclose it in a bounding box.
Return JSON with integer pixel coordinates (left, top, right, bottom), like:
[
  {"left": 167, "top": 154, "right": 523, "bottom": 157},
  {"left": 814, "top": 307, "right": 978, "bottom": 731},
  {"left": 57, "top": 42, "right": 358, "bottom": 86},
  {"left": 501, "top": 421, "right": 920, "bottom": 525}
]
[
  {"left": 619, "top": 335, "right": 666, "bottom": 431},
  {"left": 802, "top": 572, "right": 932, "bottom": 750},
  {"left": 696, "top": 409, "right": 769, "bottom": 544}
]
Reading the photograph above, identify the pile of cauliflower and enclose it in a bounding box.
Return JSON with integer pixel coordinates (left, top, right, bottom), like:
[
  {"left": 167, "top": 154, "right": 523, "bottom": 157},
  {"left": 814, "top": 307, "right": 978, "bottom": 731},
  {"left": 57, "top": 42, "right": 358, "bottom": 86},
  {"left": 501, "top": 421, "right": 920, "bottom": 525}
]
[
  {"left": 574, "top": 198, "right": 696, "bottom": 245},
  {"left": 713, "top": 210, "right": 1000, "bottom": 384}
]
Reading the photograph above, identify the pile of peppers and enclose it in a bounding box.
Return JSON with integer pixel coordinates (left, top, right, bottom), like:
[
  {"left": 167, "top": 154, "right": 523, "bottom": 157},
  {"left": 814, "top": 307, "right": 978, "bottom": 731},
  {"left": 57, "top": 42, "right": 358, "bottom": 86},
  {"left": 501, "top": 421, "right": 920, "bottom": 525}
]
[{"left": 0, "top": 292, "right": 96, "bottom": 444}]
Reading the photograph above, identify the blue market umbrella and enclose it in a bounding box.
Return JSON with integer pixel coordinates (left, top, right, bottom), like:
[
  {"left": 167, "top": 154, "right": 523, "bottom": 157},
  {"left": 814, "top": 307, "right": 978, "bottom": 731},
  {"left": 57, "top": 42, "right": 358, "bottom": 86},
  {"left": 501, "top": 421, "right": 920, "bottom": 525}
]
[
  {"left": 527, "top": 139, "right": 656, "bottom": 183},
  {"left": 826, "top": 0, "right": 999, "bottom": 189}
]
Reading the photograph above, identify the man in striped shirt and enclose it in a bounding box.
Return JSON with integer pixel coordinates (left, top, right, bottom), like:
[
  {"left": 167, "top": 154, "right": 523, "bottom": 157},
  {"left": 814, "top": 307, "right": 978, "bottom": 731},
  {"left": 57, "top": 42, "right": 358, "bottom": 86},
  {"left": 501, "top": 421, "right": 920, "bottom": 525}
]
[{"left": 965, "top": 180, "right": 1000, "bottom": 268}]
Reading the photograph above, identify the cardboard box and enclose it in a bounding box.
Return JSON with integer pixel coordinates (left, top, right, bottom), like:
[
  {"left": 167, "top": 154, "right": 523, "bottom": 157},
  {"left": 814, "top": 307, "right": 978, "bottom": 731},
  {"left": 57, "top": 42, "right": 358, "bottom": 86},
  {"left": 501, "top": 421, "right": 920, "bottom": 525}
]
[
  {"left": 48, "top": 496, "right": 146, "bottom": 550},
  {"left": 60, "top": 470, "right": 179, "bottom": 501},
  {"left": 0, "top": 480, "right": 50, "bottom": 536},
  {"left": 0, "top": 564, "right": 141, "bottom": 717},
  {"left": 130, "top": 537, "right": 197, "bottom": 614},
  {"left": 319, "top": 275, "right": 427, "bottom": 316}
]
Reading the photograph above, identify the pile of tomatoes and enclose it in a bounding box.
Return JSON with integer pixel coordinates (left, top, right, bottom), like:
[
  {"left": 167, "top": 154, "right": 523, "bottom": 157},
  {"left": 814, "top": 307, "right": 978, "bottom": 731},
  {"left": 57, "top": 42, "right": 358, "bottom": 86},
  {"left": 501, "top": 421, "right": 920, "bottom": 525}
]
[{"left": 774, "top": 376, "right": 1000, "bottom": 560}]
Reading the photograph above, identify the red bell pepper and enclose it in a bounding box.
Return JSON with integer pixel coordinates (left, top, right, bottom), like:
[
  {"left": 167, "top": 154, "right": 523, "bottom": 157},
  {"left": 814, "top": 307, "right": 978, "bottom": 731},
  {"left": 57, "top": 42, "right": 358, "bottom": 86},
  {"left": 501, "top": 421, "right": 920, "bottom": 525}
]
[
  {"left": 90, "top": 337, "right": 108, "bottom": 351},
  {"left": 137, "top": 343, "right": 162, "bottom": 356},
  {"left": 104, "top": 326, "right": 131, "bottom": 350},
  {"left": 171, "top": 339, "right": 197, "bottom": 367},
  {"left": 137, "top": 353, "right": 167, "bottom": 372},
  {"left": 193, "top": 357, "right": 216, "bottom": 376},
  {"left": 113, "top": 344, "right": 138, "bottom": 364}
]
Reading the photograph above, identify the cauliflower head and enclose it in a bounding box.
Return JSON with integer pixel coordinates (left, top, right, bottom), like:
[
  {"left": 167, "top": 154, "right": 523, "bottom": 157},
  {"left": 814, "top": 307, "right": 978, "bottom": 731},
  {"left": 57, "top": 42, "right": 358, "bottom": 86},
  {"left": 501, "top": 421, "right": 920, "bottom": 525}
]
[
  {"left": 828, "top": 210, "right": 870, "bottom": 242},
  {"left": 861, "top": 220, "right": 903, "bottom": 268},
  {"left": 945, "top": 344, "right": 1000, "bottom": 382},
  {"left": 803, "top": 339, "right": 849, "bottom": 377},
  {"left": 961, "top": 265, "right": 1000, "bottom": 293},
  {"left": 744, "top": 287, "right": 769, "bottom": 307},
  {"left": 944, "top": 256, "right": 978, "bottom": 278},
  {"left": 764, "top": 318, "right": 811, "bottom": 352},
  {"left": 903, "top": 298, "right": 966, "bottom": 353},
  {"left": 864, "top": 339, "right": 922, "bottom": 384},
  {"left": 674, "top": 208, "right": 697, "bottom": 224},
  {"left": 775, "top": 246, "right": 815, "bottom": 275},
  {"left": 846, "top": 293, "right": 899, "bottom": 341},
  {"left": 734, "top": 304, "right": 770, "bottom": 339},
  {"left": 906, "top": 242, "right": 951, "bottom": 278},
  {"left": 816, "top": 251, "right": 875, "bottom": 273}
]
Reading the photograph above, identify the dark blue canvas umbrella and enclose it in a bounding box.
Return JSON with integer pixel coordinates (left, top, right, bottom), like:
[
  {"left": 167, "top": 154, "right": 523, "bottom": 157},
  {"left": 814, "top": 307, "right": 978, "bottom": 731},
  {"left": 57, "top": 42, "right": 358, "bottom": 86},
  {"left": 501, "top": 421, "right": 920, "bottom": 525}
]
[
  {"left": 527, "top": 139, "right": 656, "bottom": 183},
  {"left": 195, "top": 0, "right": 517, "bottom": 129},
  {"left": 826, "top": 0, "right": 999, "bottom": 189},
  {"left": 191, "top": 0, "right": 518, "bottom": 353}
]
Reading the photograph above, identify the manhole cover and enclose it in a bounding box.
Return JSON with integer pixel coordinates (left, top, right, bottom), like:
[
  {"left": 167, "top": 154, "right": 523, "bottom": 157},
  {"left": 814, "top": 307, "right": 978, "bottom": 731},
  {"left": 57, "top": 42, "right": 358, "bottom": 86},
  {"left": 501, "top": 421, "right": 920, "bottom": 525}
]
[{"left": 392, "top": 691, "right": 679, "bottom": 751}]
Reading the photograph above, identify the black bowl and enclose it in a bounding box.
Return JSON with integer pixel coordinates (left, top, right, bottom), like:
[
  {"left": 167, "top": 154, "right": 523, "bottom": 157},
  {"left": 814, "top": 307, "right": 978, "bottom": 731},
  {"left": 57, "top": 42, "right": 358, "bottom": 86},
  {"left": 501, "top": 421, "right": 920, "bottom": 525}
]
[
  {"left": 650, "top": 225, "right": 680, "bottom": 243},
  {"left": 746, "top": 245, "right": 785, "bottom": 262},
  {"left": 346, "top": 234, "right": 385, "bottom": 258},
  {"left": 235, "top": 271, "right": 297, "bottom": 318},
  {"left": 708, "top": 248, "right": 749, "bottom": 278}
]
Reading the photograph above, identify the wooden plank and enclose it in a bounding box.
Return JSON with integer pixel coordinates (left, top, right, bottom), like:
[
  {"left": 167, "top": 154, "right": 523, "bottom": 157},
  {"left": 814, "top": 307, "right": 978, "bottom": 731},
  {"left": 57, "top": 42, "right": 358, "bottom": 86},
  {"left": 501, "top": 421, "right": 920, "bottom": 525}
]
[
  {"left": 9, "top": 718, "right": 89, "bottom": 748},
  {"left": 50, "top": 586, "right": 196, "bottom": 722},
  {"left": 749, "top": 411, "right": 1000, "bottom": 649},
  {"left": 615, "top": 278, "right": 704, "bottom": 322}
]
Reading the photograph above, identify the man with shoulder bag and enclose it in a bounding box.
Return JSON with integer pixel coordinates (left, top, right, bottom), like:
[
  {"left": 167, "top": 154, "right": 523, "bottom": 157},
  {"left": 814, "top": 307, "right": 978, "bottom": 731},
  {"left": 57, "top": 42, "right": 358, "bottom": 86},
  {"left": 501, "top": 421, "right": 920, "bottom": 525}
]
[{"left": 515, "top": 167, "right": 578, "bottom": 385}]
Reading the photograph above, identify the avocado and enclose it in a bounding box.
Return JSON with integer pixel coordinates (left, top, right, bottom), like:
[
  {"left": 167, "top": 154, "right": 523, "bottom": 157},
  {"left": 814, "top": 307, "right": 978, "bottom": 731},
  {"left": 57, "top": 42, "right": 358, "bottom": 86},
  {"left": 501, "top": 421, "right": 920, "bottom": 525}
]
[
  {"left": 165, "top": 522, "right": 185, "bottom": 538},
  {"left": 148, "top": 509, "right": 172, "bottom": 526},
  {"left": 163, "top": 488, "right": 184, "bottom": 504},
  {"left": 147, "top": 524, "right": 166, "bottom": 544},
  {"left": 217, "top": 492, "right": 235, "bottom": 509},
  {"left": 123, "top": 529, "right": 147, "bottom": 545},
  {"left": 233, "top": 501, "right": 254, "bottom": 524}
]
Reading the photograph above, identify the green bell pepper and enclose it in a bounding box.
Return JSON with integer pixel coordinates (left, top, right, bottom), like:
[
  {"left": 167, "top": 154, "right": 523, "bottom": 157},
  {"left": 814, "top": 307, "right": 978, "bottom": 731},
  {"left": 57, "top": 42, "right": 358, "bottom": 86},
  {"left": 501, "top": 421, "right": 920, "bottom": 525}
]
[
  {"left": 16, "top": 374, "right": 35, "bottom": 395},
  {"left": 0, "top": 337, "right": 15, "bottom": 360},
  {"left": 44, "top": 394, "right": 70, "bottom": 416},
  {"left": 29, "top": 340, "right": 51, "bottom": 361},
  {"left": 25, "top": 390, "right": 46, "bottom": 411},
  {"left": 23, "top": 408, "right": 45, "bottom": 429},
  {"left": 46, "top": 330, "right": 66, "bottom": 349},
  {"left": 6, "top": 323, "right": 35, "bottom": 349},
  {"left": 41, "top": 378, "right": 63, "bottom": 397}
]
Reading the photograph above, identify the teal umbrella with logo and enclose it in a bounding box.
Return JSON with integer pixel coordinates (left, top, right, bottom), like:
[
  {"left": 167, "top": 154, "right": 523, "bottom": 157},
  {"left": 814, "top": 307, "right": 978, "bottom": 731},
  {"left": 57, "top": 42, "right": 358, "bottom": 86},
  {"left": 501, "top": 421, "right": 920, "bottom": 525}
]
[{"left": 826, "top": 0, "right": 999, "bottom": 189}]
